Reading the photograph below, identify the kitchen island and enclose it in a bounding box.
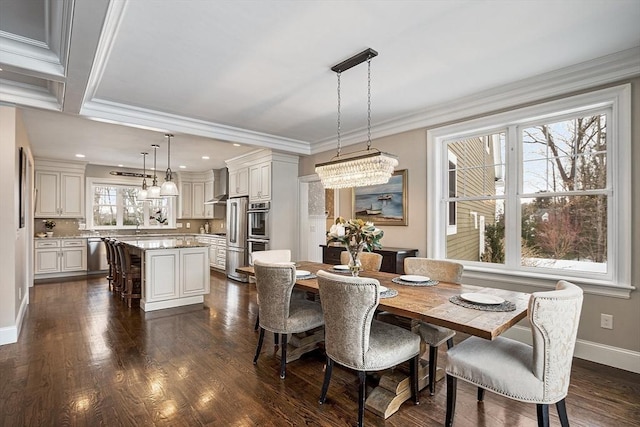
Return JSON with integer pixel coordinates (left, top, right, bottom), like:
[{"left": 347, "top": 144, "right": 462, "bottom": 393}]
[{"left": 121, "top": 238, "right": 210, "bottom": 312}]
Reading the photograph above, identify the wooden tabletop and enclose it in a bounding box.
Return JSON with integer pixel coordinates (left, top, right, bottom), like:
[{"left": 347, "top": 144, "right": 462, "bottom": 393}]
[{"left": 237, "top": 261, "right": 530, "bottom": 340}]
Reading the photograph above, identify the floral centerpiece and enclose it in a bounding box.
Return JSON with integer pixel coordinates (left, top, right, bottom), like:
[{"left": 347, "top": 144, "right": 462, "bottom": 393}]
[
  {"left": 327, "top": 217, "right": 384, "bottom": 276},
  {"left": 43, "top": 219, "right": 56, "bottom": 237},
  {"left": 151, "top": 209, "right": 167, "bottom": 225}
]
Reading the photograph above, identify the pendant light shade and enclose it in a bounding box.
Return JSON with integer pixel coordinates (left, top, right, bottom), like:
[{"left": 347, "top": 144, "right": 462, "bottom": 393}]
[
  {"left": 138, "top": 151, "right": 149, "bottom": 201},
  {"left": 160, "top": 133, "right": 179, "bottom": 197},
  {"left": 146, "top": 144, "right": 162, "bottom": 199},
  {"left": 315, "top": 48, "right": 398, "bottom": 189}
]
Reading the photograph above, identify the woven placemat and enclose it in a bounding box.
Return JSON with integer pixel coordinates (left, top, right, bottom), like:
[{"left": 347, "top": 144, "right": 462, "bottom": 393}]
[
  {"left": 296, "top": 274, "right": 317, "bottom": 280},
  {"left": 391, "top": 277, "right": 439, "bottom": 287},
  {"left": 449, "top": 295, "right": 516, "bottom": 312},
  {"left": 380, "top": 288, "right": 398, "bottom": 299}
]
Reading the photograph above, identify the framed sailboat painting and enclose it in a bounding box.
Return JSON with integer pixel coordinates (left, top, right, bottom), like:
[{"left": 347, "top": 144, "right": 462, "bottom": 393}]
[{"left": 352, "top": 169, "right": 407, "bottom": 226}]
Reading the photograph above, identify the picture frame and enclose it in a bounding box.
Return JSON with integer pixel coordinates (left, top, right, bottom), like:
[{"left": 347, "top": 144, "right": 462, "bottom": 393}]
[
  {"left": 352, "top": 169, "right": 408, "bottom": 226},
  {"left": 19, "top": 147, "right": 26, "bottom": 228}
]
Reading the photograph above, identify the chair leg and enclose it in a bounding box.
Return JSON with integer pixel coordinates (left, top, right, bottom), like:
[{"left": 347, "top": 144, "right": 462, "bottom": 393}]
[
  {"left": 319, "top": 356, "right": 333, "bottom": 404},
  {"left": 410, "top": 354, "right": 419, "bottom": 405},
  {"left": 253, "top": 327, "right": 265, "bottom": 364},
  {"left": 477, "top": 387, "right": 485, "bottom": 401},
  {"left": 254, "top": 314, "right": 259, "bottom": 331},
  {"left": 556, "top": 399, "right": 569, "bottom": 427},
  {"left": 536, "top": 404, "right": 550, "bottom": 427},
  {"left": 357, "top": 370, "right": 366, "bottom": 427},
  {"left": 274, "top": 332, "right": 279, "bottom": 353},
  {"left": 429, "top": 344, "right": 438, "bottom": 395},
  {"left": 445, "top": 374, "right": 457, "bottom": 427},
  {"left": 279, "top": 333, "right": 288, "bottom": 379}
]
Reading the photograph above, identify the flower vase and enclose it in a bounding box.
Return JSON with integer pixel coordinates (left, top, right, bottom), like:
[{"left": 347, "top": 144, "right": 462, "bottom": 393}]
[{"left": 346, "top": 243, "right": 365, "bottom": 276}]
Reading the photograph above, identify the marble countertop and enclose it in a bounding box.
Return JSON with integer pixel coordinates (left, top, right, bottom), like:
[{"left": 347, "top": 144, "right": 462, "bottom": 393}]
[
  {"left": 119, "top": 238, "right": 210, "bottom": 250},
  {"left": 34, "top": 232, "right": 226, "bottom": 240}
]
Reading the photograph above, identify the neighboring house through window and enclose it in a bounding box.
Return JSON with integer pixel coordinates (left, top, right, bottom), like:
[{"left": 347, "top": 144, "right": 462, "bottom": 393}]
[{"left": 427, "top": 85, "right": 632, "bottom": 295}]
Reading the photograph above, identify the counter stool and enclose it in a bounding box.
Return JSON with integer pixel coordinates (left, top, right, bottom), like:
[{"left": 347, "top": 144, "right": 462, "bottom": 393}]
[{"left": 116, "top": 241, "right": 142, "bottom": 307}]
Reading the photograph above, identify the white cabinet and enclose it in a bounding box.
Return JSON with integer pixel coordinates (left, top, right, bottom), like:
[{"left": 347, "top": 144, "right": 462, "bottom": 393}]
[
  {"left": 34, "top": 162, "right": 85, "bottom": 218},
  {"left": 249, "top": 161, "right": 271, "bottom": 202},
  {"left": 228, "top": 167, "right": 249, "bottom": 197},
  {"left": 178, "top": 171, "right": 221, "bottom": 219},
  {"left": 35, "top": 239, "right": 87, "bottom": 275},
  {"left": 196, "top": 235, "right": 226, "bottom": 270}
]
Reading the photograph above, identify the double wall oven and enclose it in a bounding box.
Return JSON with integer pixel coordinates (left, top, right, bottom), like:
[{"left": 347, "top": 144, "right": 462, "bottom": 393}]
[{"left": 247, "top": 201, "right": 270, "bottom": 254}]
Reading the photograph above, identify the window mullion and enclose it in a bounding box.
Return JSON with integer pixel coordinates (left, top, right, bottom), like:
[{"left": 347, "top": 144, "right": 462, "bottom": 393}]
[{"left": 504, "top": 125, "right": 520, "bottom": 270}]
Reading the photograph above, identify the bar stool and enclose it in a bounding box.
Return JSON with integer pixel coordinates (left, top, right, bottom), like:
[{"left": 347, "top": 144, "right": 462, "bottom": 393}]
[
  {"left": 108, "top": 239, "right": 123, "bottom": 294},
  {"left": 116, "top": 241, "right": 142, "bottom": 308},
  {"left": 102, "top": 237, "right": 114, "bottom": 291}
]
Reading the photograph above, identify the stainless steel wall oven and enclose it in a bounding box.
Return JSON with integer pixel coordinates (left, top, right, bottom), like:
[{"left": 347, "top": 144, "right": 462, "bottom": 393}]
[{"left": 248, "top": 201, "right": 270, "bottom": 240}]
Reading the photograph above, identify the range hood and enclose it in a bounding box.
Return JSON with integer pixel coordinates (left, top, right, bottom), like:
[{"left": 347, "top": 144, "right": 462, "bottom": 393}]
[{"left": 204, "top": 168, "right": 228, "bottom": 204}]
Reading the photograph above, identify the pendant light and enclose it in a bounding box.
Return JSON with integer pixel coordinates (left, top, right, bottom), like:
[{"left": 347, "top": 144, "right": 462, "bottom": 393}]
[
  {"left": 315, "top": 48, "right": 398, "bottom": 189},
  {"left": 146, "top": 144, "right": 162, "bottom": 199},
  {"left": 138, "top": 151, "right": 149, "bottom": 201},
  {"left": 160, "top": 133, "right": 179, "bottom": 196}
]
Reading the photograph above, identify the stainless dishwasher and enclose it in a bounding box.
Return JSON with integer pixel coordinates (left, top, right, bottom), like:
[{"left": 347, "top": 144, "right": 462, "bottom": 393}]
[{"left": 87, "top": 237, "right": 109, "bottom": 273}]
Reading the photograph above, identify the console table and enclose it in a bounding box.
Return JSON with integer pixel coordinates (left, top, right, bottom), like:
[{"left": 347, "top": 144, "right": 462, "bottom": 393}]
[{"left": 320, "top": 244, "right": 419, "bottom": 274}]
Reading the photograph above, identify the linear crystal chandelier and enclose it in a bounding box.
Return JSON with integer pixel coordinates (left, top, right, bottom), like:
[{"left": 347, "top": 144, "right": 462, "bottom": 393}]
[{"left": 315, "top": 48, "right": 398, "bottom": 189}]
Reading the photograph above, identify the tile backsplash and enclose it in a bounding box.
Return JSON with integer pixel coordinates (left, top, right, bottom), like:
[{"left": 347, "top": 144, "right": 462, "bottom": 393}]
[{"left": 35, "top": 218, "right": 226, "bottom": 237}]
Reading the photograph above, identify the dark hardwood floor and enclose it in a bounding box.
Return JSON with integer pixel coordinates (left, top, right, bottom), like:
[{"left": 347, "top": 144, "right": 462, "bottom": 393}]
[{"left": 1, "top": 272, "right": 638, "bottom": 426}]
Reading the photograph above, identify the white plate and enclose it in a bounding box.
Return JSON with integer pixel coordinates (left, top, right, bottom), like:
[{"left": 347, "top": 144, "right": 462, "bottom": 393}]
[
  {"left": 459, "top": 293, "right": 505, "bottom": 305},
  {"left": 296, "top": 270, "right": 311, "bottom": 277},
  {"left": 399, "top": 275, "right": 430, "bottom": 283},
  {"left": 379, "top": 286, "right": 388, "bottom": 294},
  {"left": 333, "top": 265, "right": 350, "bottom": 271}
]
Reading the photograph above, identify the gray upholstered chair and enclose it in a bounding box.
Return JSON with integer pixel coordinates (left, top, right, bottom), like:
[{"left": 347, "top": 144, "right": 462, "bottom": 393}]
[
  {"left": 445, "top": 280, "right": 583, "bottom": 427},
  {"left": 405, "top": 257, "right": 463, "bottom": 396},
  {"left": 252, "top": 260, "right": 325, "bottom": 379},
  {"left": 340, "top": 250, "right": 383, "bottom": 272},
  {"left": 316, "top": 270, "right": 420, "bottom": 427}
]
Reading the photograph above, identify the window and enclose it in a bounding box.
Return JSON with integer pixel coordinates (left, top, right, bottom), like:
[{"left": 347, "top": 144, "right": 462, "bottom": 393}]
[
  {"left": 427, "top": 85, "right": 631, "bottom": 293},
  {"left": 89, "top": 180, "right": 175, "bottom": 230}
]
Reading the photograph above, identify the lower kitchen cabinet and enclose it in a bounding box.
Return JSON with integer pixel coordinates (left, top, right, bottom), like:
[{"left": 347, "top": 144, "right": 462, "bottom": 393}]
[
  {"left": 196, "top": 235, "right": 226, "bottom": 271},
  {"left": 35, "top": 238, "right": 87, "bottom": 276}
]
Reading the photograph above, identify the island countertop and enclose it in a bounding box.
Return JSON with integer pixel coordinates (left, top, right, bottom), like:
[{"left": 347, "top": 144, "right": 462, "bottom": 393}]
[{"left": 120, "top": 238, "right": 209, "bottom": 250}]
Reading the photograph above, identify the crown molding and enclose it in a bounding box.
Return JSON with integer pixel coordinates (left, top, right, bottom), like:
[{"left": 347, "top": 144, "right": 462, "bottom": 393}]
[
  {"left": 312, "top": 47, "right": 640, "bottom": 154},
  {"left": 80, "top": 99, "right": 312, "bottom": 154},
  {"left": 0, "top": 79, "right": 61, "bottom": 111},
  {"left": 0, "top": 31, "right": 65, "bottom": 81}
]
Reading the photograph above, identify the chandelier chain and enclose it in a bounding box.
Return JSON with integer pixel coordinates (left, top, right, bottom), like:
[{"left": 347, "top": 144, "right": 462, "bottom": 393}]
[
  {"left": 337, "top": 72, "right": 341, "bottom": 157},
  {"left": 367, "top": 57, "right": 372, "bottom": 150},
  {"left": 141, "top": 152, "right": 147, "bottom": 187}
]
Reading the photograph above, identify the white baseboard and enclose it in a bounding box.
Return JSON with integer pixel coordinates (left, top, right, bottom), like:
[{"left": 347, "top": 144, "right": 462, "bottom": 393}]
[
  {"left": 0, "top": 294, "right": 28, "bottom": 346},
  {"left": 502, "top": 325, "right": 640, "bottom": 374}
]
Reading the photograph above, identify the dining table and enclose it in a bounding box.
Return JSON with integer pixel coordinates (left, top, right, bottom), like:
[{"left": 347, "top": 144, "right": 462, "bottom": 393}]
[{"left": 237, "top": 261, "right": 530, "bottom": 418}]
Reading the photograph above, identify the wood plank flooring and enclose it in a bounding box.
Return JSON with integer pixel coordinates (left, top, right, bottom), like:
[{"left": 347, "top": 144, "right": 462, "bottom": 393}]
[{"left": 1, "top": 272, "right": 638, "bottom": 426}]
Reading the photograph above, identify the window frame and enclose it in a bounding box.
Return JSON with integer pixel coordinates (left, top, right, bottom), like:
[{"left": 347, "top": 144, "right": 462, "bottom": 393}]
[
  {"left": 86, "top": 177, "right": 176, "bottom": 230},
  {"left": 427, "top": 84, "right": 632, "bottom": 297}
]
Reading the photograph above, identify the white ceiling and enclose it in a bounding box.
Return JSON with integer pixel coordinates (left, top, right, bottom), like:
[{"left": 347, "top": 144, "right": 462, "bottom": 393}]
[{"left": 1, "top": 0, "right": 639, "bottom": 171}]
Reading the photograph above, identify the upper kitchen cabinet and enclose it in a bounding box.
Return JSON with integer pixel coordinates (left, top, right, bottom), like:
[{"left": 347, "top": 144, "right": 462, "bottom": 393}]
[
  {"left": 34, "top": 159, "right": 86, "bottom": 218},
  {"left": 249, "top": 161, "right": 271, "bottom": 202},
  {"left": 228, "top": 167, "right": 248, "bottom": 198},
  {"left": 177, "top": 170, "right": 224, "bottom": 219}
]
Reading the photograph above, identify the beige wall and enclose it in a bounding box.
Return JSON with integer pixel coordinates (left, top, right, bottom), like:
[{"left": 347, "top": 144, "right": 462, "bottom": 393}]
[
  {"left": 0, "top": 107, "right": 32, "bottom": 335},
  {"left": 300, "top": 78, "right": 640, "bottom": 354}
]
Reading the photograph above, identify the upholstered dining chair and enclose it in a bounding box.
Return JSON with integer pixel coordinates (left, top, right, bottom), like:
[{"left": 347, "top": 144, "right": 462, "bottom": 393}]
[
  {"left": 340, "top": 250, "right": 383, "bottom": 272},
  {"left": 316, "top": 270, "right": 420, "bottom": 427},
  {"left": 252, "top": 260, "right": 325, "bottom": 379},
  {"left": 445, "top": 280, "right": 583, "bottom": 427},
  {"left": 404, "top": 257, "right": 463, "bottom": 396},
  {"left": 250, "top": 250, "right": 304, "bottom": 332}
]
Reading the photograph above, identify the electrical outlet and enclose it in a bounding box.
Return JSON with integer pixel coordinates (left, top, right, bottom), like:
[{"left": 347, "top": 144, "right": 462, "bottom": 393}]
[
  {"left": 220, "top": 223, "right": 224, "bottom": 229},
  {"left": 177, "top": 223, "right": 183, "bottom": 228},
  {"left": 18, "top": 287, "right": 22, "bottom": 300},
  {"left": 186, "top": 222, "right": 191, "bottom": 229},
  {"left": 600, "top": 313, "right": 613, "bottom": 329}
]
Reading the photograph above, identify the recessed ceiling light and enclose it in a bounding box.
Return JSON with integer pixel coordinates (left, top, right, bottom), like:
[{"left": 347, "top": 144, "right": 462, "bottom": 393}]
[
  {"left": 202, "top": 156, "right": 210, "bottom": 160},
  {"left": 75, "top": 154, "right": 85, "bottom": 158},
  {"left": 179, "top": 165, "right": 186, "bottom": 169},
  {"left": 233, "top": 143, "right": 241, "bottom": 147}
]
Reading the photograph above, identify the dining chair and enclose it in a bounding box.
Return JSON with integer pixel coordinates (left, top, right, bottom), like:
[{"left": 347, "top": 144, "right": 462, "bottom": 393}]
[
  {"left": 445, "top": 280, "right": 583, "bottom": 427},
  {"left": 250, "top": 250, "right": 305, "bottom": 333},
  {"left": 252, "top": 260, "right": 325, "bottom": 379},
  {"left": 316, "top": 270, "right": 420, "bottom": 427},
  {"left": 339, "top": 250, "right": 383, "bottom": 272},
  {"left": 404, "top": 257, "right": 463, "bottom": 396}
]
